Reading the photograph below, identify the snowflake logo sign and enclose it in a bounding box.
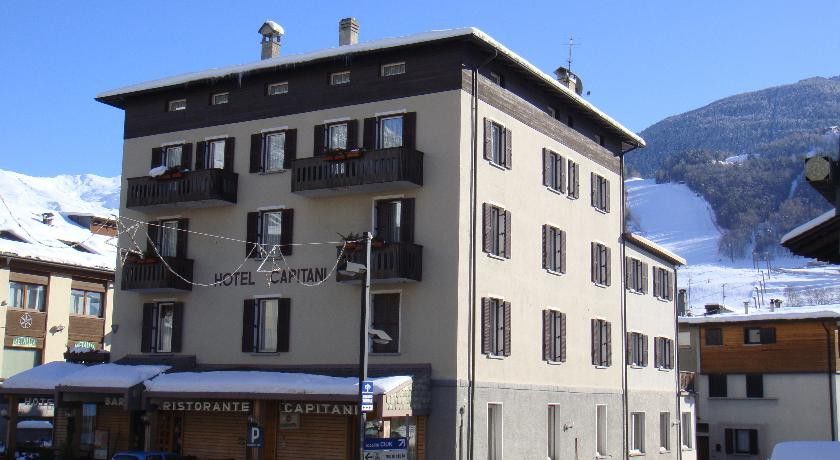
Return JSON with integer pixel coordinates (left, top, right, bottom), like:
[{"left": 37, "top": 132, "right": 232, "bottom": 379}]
[{"left": 19, "top": 312, "right": 33, "bottom": 329}]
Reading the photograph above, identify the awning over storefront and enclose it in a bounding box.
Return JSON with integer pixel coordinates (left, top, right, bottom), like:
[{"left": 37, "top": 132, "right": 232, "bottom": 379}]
[
  {"left": 56, "top": 363, "right": 170, "bottom": 410},
  {"left": 1, "top": 361, "right": 87, "bottom": 395}
]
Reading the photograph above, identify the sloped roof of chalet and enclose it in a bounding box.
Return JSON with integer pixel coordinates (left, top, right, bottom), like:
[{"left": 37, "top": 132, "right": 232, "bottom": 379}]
[
  {"left": 680, "top": 303, "right": 840, "bottom": 324},
  {"left": 625, "top": 232, "right": 687, "bottom": 266}
]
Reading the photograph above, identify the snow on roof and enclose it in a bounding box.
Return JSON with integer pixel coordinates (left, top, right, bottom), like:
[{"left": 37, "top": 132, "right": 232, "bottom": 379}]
[
  {"left": 96, "top": 27, "right": 643, "bottom": 147},
  {"left": 781, "top": 208, "right": 836, "bottom": 243},
  {"left": 770, "top": 441, "right": 840, "bottom": 460},
  {"left": 144, "top": 370, "right": 410, "bottom": 396},
  {"left": 17, "top": 420, "right": 53, "bottom": 430},
  {"left": 680, "top": 303, "right": 840, "bottom": 324},
  {"left": 2, "top": 362, "right": 87, "bottom": 392},
  {"left": 58, "top": 364, "right": 170, "bottom": 390},
  {"left": 625, "top": 232, "right": 687, "bottom": 266},
  {"left": 0, "top": 169, "right": 119, "bottom": 271}
]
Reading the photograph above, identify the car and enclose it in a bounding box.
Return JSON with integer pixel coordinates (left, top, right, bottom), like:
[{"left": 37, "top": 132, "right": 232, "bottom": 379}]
[
  {"left": 769, "top": 441, "right": 840, "bottom": 460},
  {"left": 111, "top": 452, "right": 181, "bottom": 460}
]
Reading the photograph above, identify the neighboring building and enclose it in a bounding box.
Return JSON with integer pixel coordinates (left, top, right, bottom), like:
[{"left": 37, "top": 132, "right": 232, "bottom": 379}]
[
  {"left": 3, "top": 19, "right": 683, "bottom": 460},
  {"left": 679, "top": 306, "right": 840, "bottom": 460},
  {"left": 781, "top": 154, "right": 838, "bottom": 262}
]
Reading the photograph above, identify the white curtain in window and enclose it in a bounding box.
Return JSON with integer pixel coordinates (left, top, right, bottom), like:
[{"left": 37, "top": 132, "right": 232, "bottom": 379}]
[
  {"left": 265, "top": 132, "right": 285, "bottom": 171},
  {"left": 86, "top": 292, "right": 102, "bottom": 317},
  {"left": 164, "top": 146, "right": 182, "bottom": 169},
  {"left": 380, "top": 116, "right": 403, "bottom": 148},
  {"left": 328, "top": 124, "right": 348, "bottom": 150},
  {"left": 210, "top": 140, "right": 226, "bottom": 169},
  {"left": 9, "top": 283, "right": 24, "bottom": 308},
  {"left": 160, "top": 221, "right": 178, "bottom": 257},
  {"left": 157, "top": 304, "right": 174, "bottom": 352},
  {"left": 26, "top": 284, "right": 45, "bottom": 311},
  {"left": 70, "top": 289, "right": 86, "bottom": 314},
  {"left": 259, "top": 299, "right": 279, "bottom": 352},
  {"left": 262, "top": 212, "right": 283, "bottom": 248}
]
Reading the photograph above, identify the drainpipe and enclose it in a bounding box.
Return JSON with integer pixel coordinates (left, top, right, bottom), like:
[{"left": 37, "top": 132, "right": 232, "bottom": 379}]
[
  {"left": 466, "top": 48, "right": 497, "bottom": 460},
  {"left": 619, "top": 148, "right": 636, "bottom": 460},
  {"left": 822, "top": 321, "right": 837, "bottom": 441},
  {"left": 673, "top": 268, "right": 683, "bottom": 460}
]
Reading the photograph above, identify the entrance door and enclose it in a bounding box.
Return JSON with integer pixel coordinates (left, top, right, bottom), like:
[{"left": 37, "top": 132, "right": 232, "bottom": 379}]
[
  {"left": 277, "top": 415, "right": 351, "bottom": 459},
  {"left": 698, "top": 435, "right": 710, "bottom": 460}
]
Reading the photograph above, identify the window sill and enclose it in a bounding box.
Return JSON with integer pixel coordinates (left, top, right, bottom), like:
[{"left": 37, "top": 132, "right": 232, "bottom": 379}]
[
  {"left": 545, "top": 269, "right": 565, "bottom": 277},
  {"left": 486, "top": 253, "right": 507, "bottom": 261},
  {"left": 546, "top": 360, "right": 565, "bottom": 366},
  {"left": 627, "top": 289, "right": 646, "bottom": 296},
  {"left": 546, "top": 186, "right": 566, "bottom": 196},
  {"left": 629, "top": 364, "right": 645, "bottom": 369},
  {"left": 594, "top": 365, "right": 610, "bottom": 369},
  {"left": 629, "top": 450, "right": 645, "bottom": 457},
  {"left": 659, "top": 448, "right": 671, "bottom": 454},
  {"left": 486, "top": 354, "right": 505, "bottom": 360},
  {"left": 654, "top": 297, "right": 672, "bottom": 303},
  {"left": 567, "top": 194, "right": 579, "bottom": 201},
  {"left": 593, "top": 206, "right": 609, "bottom": 214},
  {"left": 593, "top": 282, "right": 610, "bottom": 289},
  {"left": 488, "top": 161, "right": 508, "bottom": 171},
  {"left": 656, "top": 367, "right": 673, "bottom": 372}
]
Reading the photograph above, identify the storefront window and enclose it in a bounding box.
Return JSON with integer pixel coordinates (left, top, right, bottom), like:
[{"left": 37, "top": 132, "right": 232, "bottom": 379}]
[
  {"left": 9, "top": 282, "right": 45, "bottom": 311},
  {"left": 390, "top": 417, "right": 417, "bottom": 460},
  {"left": 80, "top": 404, "right": 96, "bottom": 445},
  {"left": 70, "top": 289, "right": 103, "bottom": 317}
]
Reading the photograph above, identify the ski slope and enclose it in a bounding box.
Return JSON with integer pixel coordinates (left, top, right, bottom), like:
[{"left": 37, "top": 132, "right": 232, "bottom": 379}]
[{"left": 626, "top": 178, "right": 840, "bottom": 314}]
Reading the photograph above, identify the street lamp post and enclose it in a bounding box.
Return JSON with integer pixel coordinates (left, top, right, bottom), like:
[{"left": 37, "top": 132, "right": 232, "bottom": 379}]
[{"left": 357, "top": 232, "right": 372, "bottom": 460}]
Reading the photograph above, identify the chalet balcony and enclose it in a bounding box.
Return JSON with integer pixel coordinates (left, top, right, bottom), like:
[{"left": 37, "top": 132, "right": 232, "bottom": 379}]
[
  {"left": 680, "top": 371, "right": 696, "bottom": 393},
  {"left": 336, "top": 242, "right": 422, "bottom": 283},
  {"left": 291, "top": 147, "right": 423, "bottom": 197},
  {"left": 121, "top": 257, "right": 193, "bottom": 292},
  {"left": 125, "top": 169, "right": 238, "bottom": 211}
]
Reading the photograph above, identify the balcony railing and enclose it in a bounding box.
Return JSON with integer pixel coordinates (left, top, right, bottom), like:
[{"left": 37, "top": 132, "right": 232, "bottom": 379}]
[
  {"left": 121, "top": 257, "right": 193, "bottom": 292},
  {"left": 680, "top": 371, "right": 696, "bottom": 393},
  {"left": 125, "top": 169, "right": 238, "bottom": 210},
  {"left": 292, "top": 147, "right": 423, "bottom": 197},
  {"left": 337, "top": 242, "right": 422, "bottom": 283}
]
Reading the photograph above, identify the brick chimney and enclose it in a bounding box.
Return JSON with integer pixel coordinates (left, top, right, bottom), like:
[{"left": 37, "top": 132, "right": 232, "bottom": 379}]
[
  {"left": 339, "top": 18, "right": 359, "bottom": 46},
  {"left": 259, "top": 20, "right": 284, "bottom": 60}
]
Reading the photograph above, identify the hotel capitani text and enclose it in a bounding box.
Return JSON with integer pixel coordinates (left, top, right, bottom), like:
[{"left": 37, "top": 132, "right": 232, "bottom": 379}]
[{"left": 1, "top": 19, "right": 686, "bottom": 460}]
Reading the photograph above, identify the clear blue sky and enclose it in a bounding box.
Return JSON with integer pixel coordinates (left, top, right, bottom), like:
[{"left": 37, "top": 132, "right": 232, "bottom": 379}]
[{"left": 1, "top": 1, "right": 838, "bottom": 177}]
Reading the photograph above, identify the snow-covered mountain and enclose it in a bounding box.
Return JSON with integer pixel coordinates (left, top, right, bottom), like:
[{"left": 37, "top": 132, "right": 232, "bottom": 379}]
[
  {"left": 627, "top": 178, "right": 840, "bottom": 314},
  {"left": 0, "top": 169, "right": 120, "bottom": 270}
]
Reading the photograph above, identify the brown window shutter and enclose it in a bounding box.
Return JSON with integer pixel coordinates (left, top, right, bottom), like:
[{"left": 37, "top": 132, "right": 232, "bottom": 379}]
[
  {"left": 559, "top": 230, "right": 567, "bottom": 274},
  {"left": 724, "top": 429, "right": 733, "bottom": 454},
  {"left": 223, "top": 137, "right": 236, "bottom": 171},
  {"left": 151, "top": 147, "right": 163, "bottom": 169},
  {"left": 363, "top": 117, "right": 377, "bottom": 150},
  {"left": 605, "top": 246, "right": 611, "bottom": 286},
  {"left": 141, "top": 303, "right": 155, "bottom": 353},
  {"left": 573, "top": 163, "right": 580, "bottom": 198},
  {"left": 283, "top": 129, "right": 297, "bottom": 170},
  {"left": 541, "top": 225, "right": 550, "bottom": 269},
  {"left": 194, "top": 141, "right": 207, "bottom": 170},
  {"left": 641, "top": 263, "right": 649, "bottom": 293},
  {"left": 277, "top": 298, "right": 291, "bottom": 352},
  {"left": 403, "top": 112, "right": 417, "bottom": 150},
  {"left": 280, "top": 209, "right": 294, "bottom": 256},
  {"left": 483, "top": 118, "right": 492, "bottom": 161},
  {"left": 347, "top": 119, "right": 359, "bottom": 149},
  {"left": 374, "top": 200, "right": 391, "bottom": 241},
  {"left": 625, "top": 257, "right": 632, "bottom": 288},
  {"left": 146, "top": 221, "right": 159, "bottom": 254},
  {"left": 171, "top": 302, "right": 184, "bottom": 353},
  {"left": 503, "top": 210, "right": 512, "bottom": 259},
  {"left": 249, "top": 134, "right": 263, "bottom": 173},
  {"left": 246, "top": 212, "right": 260, "bottom": 257},
  {"left": 590, "top": 172, "right": 597, "bottom": 207},
  {"left": 605, "top": 321, "right": 612, "bottom": 366},
  {"left": 559, "top": 156, "right": 567, "bottom": 194},
  {"left": 653, "top": 268, "right": 660, "bottom": 298},
  {"left": 626, "top": 332, "right": 633, "bottom": 363},
  {"left": 642, "top": 334, "right": 649, "bottom": 366},
  {"left": 591, "top": 319, "right": 599, "bottom": 365},
  {"left": 242, "top": 299, "right": 255, "bottom": 353},
  {"left": 503, "top": 301, "right": 511, "bottom": 356},
  {"left": 181, "top": 143, "right": 193, "bottom": 170},
  {"left": 503, "top": 128, "right": 512, "bottom": 169},
  {"left": 482, "top": 204, "right": 493, "bottom": 253},
  {"left": 748, "top": 430, "right": 758, "bottom": 454},
  {"left": 542, "top": 309, "right": 552, "bottom": 361},
  {"left": 542, "top": 149, "right": 552, "bottom": 187},
  {"left": 400, "top": 199, "right": 415, "bottom": 243},
  {"left": 559, "top": 312, "right": 567, "bottom": 362},
  {"left": 175, "top": 219, "right": 189, "bottom": 259},
  {"left": 654, "top": 337, "right": 662, "bottom": 368},
  {"left": 591, "top": 242, "right": 598, "bottom": 283},
  {"left": 313, "top": 124, "right": 326, "bottom": 156},
  {"left": 604, "top": 179, "right": 611, "bottom": 212},
  {"left": 481, "top": 298, "right": 492, "bottom": 354}
]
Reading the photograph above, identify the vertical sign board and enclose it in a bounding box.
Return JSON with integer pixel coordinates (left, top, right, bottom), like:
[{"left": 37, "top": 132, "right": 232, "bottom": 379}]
[
  {"left": 363, "top": 438, "right": 408, "bottom": 460},
  {"left": 246, "top": 423, "right": 263, "bottom": 448},
  {"left": 361, "top": 379, "right": 374, "bottom": 413}
]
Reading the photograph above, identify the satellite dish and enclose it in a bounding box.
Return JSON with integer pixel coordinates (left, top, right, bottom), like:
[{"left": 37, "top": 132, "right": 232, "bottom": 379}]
[{"left": 805, "top": 156, "right": 831, "bottom": 181}]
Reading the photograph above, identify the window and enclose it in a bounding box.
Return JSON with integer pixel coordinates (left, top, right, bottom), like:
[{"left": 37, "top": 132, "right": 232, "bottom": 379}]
[
  {"left": 483, "top": 119, "right": 512, "bottom": 168},
  {"left": 705, "top": 327, "right": 723, "bottom": 346},
  {"left": 161, "top": 145, "right": 183, "bottom": 169},
  {"left": 489, "top": 72, "right": 503, "bottom": 86},
  {"left": 654, "top": 337, "right": 674, "bottom": 369},
  {"left": 482, "top": 204, "right": 511, "bottom": 258},
  {"left": 660, "top": 412, "right": 670, "bottom": 452},
  {"left": 487, "top": 404, "right": 503, "bottom": 460},
  {"left": 627, "top": 332, "right": 648, "bottom": 367},
  {"left": 147, "top": 219, "right": 187, "bottom": 259},
  {"left": 591, "top": 173, "right": 610, "bottom": 212},
  {"left": 542, "top": 149, "right": 566, "bottom": 193},
  {"left": 330, "top": 71, "right": 351, "bottom": 86},
  {"left": 379, "top": 116, "right": 404, "bottom": 149},
  {"left": 567, "top": 115, "right": 574, "bottom": 128},
  {"left": 548, "top": 405, "right": 561, "bottom": 460},
  {"left": 141, "top": 302, "right": 182, "bottom": 353},
  {"left": 625, "top": 257, "right": 648, "bottom": 293},
  {"left": 70, "top": 289, "right": 103, "bottom": 317},
  {"left": 374, "top": 199, "right": 414, "bottom": 243},
  {"left": 245, "top": 209, "right": 294, "bottom": 257},
  {"left": 546, "top": 106, "right": 557, "bottom": 118},
  {"left": 381, "top": 62, "right": 406, "bottom": 76},
  {"left": 591, "top": 243, "right": 611, "bottom": 286},
  {"left": 708, "top": 374, "right": 727, "bottom": 397},
  {"left": 264, "top": 131, "right": 286, "bottom": 172},
  {"left": 596, "top": 404, "right": 608, "bottom": 456},
  {"left": 744, "top": 327, "right": 775, "bottom": 344},
  {"left": 598, "top": 134, "right": 606, "bottom": 147},
  {"left": 80, "top": 403, "right": 96, "bottom": 445},
  {"left": 653, "top": 267, "right": 674, "bottom": 300},
  {"left": 726, "top": 428, "right": 758, "bottom": 455},
  {"left": 211, "top": 92, "right": 229, "bottom": 105},
  {"left": 167, "top": 99, "right": 186, "bottom": 112},
  {"left": 267, "top": 81, "right": 288, "bottom": 95},
  {"left": 567, "top": 160, "right": 580, "bottom": 199},
  {"left": 371, "top": 293, "right": 400, "bottom": 353},
  {"left": 591, "top": 319, "right": 612, "bottom": 367},
  {"left": 159, "top": 220, "right": 179, "bottom": 257},
  {"left": 541, "top": 225, "right": 566, "bottom": 273},
  {"left": 630, "top": 412, "right": 645, "bottom": 454},
  {"left": 389, "top": 417, "right": 417, "bottom": 459},
  {"left": 681, "top": 412, "right": 693, "bottom": 449},
  {"left": 746, "top": 374, "right": 764, "bottom": 398},
  {"left": 251, "top": 129, "right": 296, "bottom": 173},
  {"left": 242, "top": 298, "right": 290, "bottom": 353},
  {"left": 8, "top": 281, "right": 46, "bottom": 311},
  {"left": 314, "top": 120, "right": 358, "bottom": 155},
  {"left": 328, "top": 122, "right": 348, "bottom": 151},
  {"left": 482, "top": 297, "right": 510, "bottom": 357},
  {"left": 542, "top": 310, "right": 566, "bottom": 362},
  {"left": 206, "top": 139, "right": 226, "bottom": 169}
]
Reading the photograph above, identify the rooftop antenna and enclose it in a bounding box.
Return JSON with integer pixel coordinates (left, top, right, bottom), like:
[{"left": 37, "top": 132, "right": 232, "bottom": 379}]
[{"left": 563, "top": 36, "right": 579, "bottom": 74}]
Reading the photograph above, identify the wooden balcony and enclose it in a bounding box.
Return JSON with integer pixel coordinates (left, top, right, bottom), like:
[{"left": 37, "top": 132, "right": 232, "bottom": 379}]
[
  {"left": 680, "top": 371, "right": 696, "bottom": 393},
  {"left": 125, "top": 169, "right": 238, "bottom": 211},
  {"left": 292, "top": 147, "right": 423, "bottom": 197},
  {"left": 337, "top": 242, "right": 422, "bottom": 283},
  {"left": 121, "top": 257, "right": 193, "bottom": 292}
]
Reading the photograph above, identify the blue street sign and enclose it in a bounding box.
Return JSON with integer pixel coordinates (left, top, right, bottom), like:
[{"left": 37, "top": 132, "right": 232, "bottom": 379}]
[
  {"left": 362, "top": 380, "right": 375, "bottom": 395},
  {"left": 246, "top": 423, "right": 263, "bottom": 448},
  {"left": 364, "top": 437, "right": 408, "bottom": 450}
]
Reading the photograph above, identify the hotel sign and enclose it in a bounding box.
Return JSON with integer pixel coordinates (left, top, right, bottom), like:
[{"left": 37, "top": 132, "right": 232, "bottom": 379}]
[
  {"left": 279, "top": 402, "right": 358, "bottom": 416},
  {"left": 213, "top": 268, "right": 328, "bottom": 287},
  {"left": 159, "top": 400, "right": 252, "bottom": 412},
  {"left": 12, "top": 336, "right": 37, "bottom": 348}
]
